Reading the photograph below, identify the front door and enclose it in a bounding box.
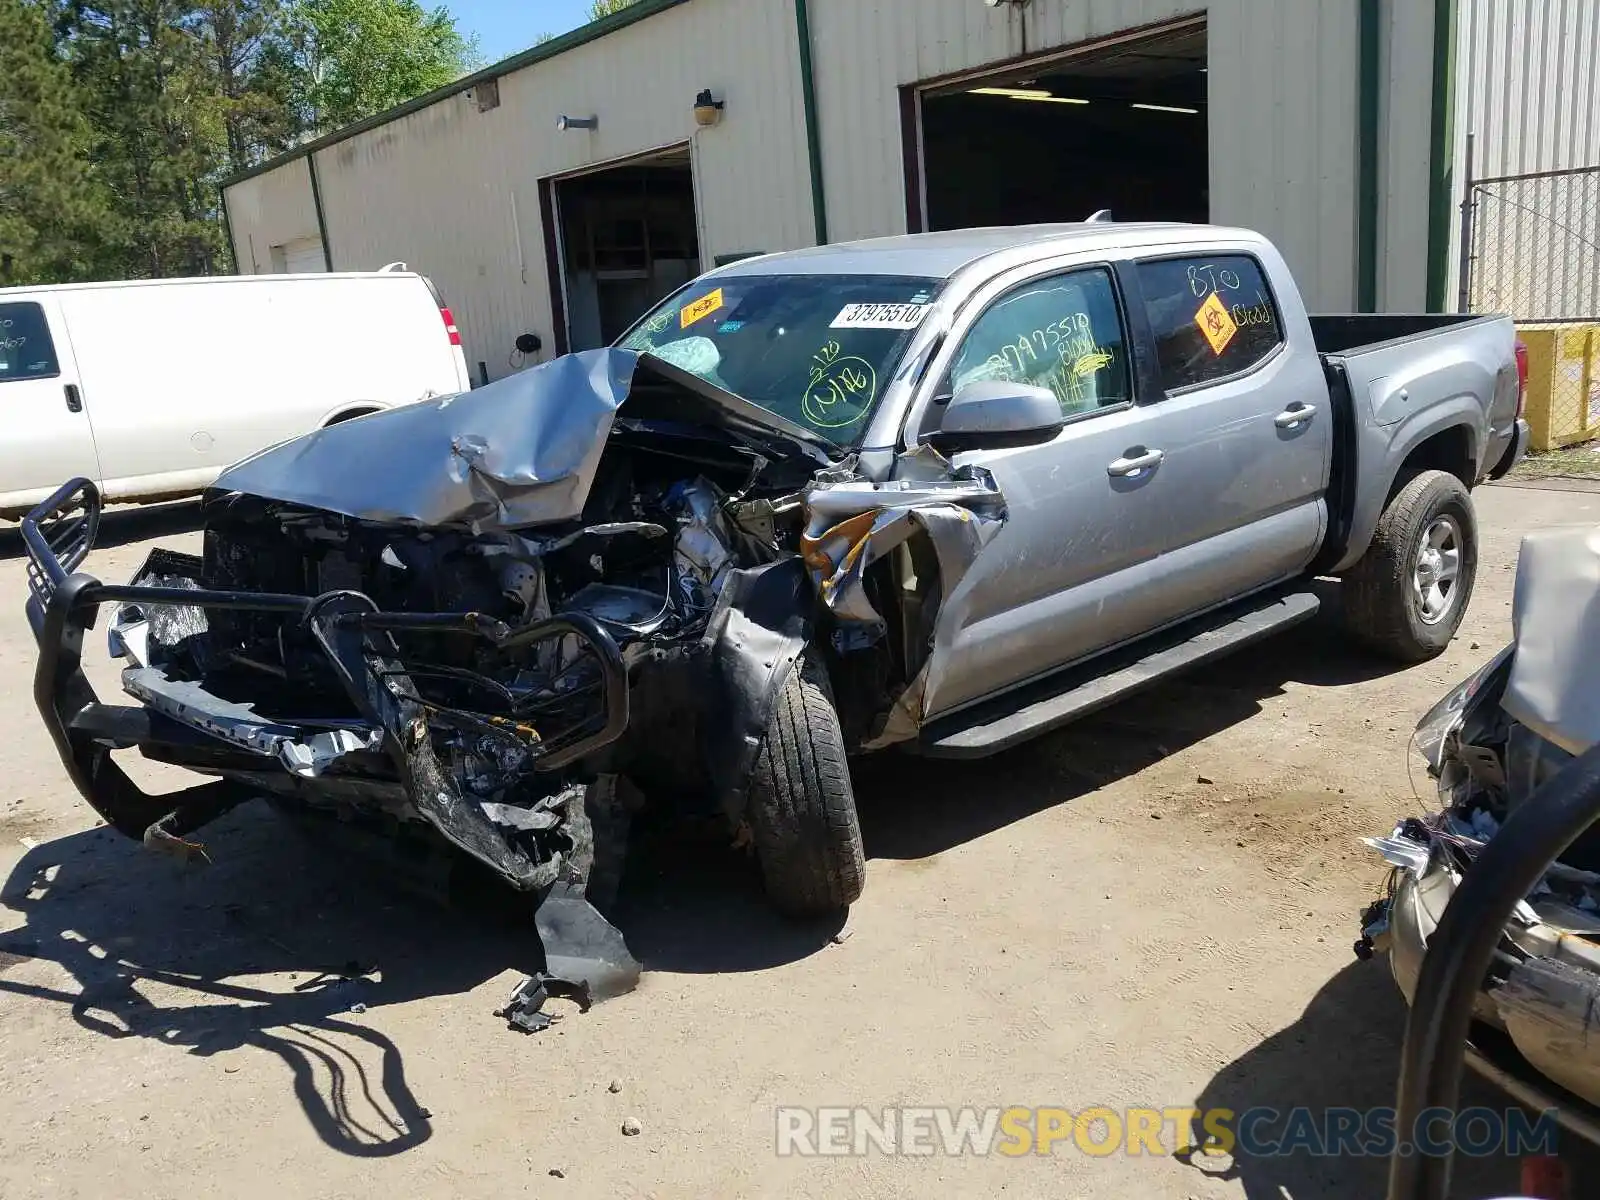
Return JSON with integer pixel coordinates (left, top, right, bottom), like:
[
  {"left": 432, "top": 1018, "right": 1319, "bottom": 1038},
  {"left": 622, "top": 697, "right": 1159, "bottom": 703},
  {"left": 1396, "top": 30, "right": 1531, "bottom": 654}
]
[
  {"left": 0, "top": 297, "right": 99, "bottom": 509},
  {"left": 913, "top": 264, "right": 1180, "bottom": 718}
]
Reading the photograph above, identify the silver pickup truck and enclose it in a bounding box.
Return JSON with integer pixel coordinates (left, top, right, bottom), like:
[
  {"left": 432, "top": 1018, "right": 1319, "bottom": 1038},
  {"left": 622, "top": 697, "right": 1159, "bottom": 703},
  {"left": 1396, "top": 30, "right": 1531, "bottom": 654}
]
[{"left": 19, "top": 222, "right": 1526, "bottom": 996}]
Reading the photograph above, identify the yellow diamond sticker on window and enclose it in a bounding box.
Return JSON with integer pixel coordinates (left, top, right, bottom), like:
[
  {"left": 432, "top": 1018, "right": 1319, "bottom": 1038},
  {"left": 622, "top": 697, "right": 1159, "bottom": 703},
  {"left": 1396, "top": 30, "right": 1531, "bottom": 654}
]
[
  {"left": 680, "top": 288, "right": 724, "bottom": 329},
  {"left": 1195, "top": 292, "right": 1238, "bottom": 356}
]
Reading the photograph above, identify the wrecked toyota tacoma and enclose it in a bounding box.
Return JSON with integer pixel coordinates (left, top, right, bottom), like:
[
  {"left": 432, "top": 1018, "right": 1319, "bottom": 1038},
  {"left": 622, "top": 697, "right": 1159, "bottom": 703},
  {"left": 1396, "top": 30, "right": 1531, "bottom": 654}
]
[
  {"left": 23, "top": 222, "right": 1526, "bottom": 1003},
  {"left": 1359, "top": 525, "right": 1600, "bottom": 1140}
]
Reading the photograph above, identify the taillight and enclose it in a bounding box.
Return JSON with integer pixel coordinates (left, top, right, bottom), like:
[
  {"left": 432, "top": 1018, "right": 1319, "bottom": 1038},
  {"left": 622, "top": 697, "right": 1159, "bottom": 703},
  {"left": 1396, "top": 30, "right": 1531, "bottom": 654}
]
[
  {"left": 441, "top": 307, "right": 462, "bottom": 347},
  {"left": 1514, "top": 338, "right": 1528, "bottom": 419}
]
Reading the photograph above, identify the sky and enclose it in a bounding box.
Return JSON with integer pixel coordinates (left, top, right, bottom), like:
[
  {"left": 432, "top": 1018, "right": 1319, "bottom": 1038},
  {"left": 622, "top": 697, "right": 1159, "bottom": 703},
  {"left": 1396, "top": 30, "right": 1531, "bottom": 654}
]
[{"left": 447, "top": 0, "right": 600, "bottom": 66}]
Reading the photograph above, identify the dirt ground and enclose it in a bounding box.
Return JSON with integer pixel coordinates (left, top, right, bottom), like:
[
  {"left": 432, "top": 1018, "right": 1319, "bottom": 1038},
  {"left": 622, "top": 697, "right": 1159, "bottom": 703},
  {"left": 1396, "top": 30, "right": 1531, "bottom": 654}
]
[{"left": 1, "top": 482, "right": 1598, "bottom": 1200}]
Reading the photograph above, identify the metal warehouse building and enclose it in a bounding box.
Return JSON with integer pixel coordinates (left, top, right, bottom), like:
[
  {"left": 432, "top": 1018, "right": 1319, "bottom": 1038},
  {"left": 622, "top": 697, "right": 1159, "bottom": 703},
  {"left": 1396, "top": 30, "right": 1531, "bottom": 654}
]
[{"left": 221, "top": 0, "right": 1595, "bottom": 384}]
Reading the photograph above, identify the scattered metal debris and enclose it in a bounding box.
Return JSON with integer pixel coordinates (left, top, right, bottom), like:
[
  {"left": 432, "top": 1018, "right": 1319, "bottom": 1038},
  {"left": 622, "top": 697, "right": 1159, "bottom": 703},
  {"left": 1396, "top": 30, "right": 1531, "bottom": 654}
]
[{"left": 495, "top": 972, "right": 592, "bottom": 1035}]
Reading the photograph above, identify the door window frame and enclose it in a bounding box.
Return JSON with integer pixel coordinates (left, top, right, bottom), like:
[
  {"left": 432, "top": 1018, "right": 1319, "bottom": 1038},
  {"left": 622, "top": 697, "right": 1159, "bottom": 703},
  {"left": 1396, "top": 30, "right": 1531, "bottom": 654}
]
[
  {"left": 1130, "top": 249, "right": 1289, "bottom": 399},
  {"left": 0, "top": 300, "right": 63, "bottom": 384},
  {"left": 904, "top": 256, "right": 1150, "bottom": 445}
]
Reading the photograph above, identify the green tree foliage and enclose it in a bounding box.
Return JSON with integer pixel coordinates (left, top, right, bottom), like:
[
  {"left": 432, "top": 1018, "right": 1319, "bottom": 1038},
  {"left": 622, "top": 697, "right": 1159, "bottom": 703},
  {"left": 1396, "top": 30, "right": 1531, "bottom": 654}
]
[
  {"left": 588, "top": 0, "right": 640, "bottom": 20},
  {"left": 0, "top": 0, "right": 477, "bottom": 282},
  {"left": 0, "top": 0, "right": 113, "bottom": 282},
  {"left": 277, "top": 0, "right": 479, "bottom": 133}
]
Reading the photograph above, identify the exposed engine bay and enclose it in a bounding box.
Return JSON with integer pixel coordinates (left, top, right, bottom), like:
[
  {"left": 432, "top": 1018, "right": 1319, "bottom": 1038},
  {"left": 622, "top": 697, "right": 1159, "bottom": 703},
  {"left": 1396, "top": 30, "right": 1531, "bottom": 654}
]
[
  {"left": 56, "top": 348, "right": 1006, "bottom": 1026},
  {"left": 1358, "top": 525, "right": 1600, "bottom": 1136}
]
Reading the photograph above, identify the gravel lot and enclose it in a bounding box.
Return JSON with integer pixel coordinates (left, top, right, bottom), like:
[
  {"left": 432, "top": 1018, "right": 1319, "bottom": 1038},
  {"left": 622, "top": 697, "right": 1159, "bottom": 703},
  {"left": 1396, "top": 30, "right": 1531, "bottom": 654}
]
[{"left": 1, "top": 482, "right": 1596, "bottom": 1200}]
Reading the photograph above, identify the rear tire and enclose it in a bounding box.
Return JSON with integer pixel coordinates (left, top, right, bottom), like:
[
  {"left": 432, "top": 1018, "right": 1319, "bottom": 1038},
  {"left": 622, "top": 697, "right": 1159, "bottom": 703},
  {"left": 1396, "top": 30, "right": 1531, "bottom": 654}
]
[
  {"left": 1343, "top": 469, "right": 1478, "bottom": 663},
  {"left": 747, "top": 654, "right": 865, "bottom": 917}
]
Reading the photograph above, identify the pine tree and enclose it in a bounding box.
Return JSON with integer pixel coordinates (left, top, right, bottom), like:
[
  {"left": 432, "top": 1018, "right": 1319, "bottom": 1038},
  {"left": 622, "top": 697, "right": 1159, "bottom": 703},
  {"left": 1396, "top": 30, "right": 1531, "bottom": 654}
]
[{"left": 0, "top": 0, "right": 113, "bottom": 282}]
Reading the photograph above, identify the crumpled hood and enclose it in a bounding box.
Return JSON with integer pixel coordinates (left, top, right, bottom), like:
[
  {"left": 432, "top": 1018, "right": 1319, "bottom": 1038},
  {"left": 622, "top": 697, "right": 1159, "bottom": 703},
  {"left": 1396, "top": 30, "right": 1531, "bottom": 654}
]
[{"left": 211, "top": 348, "right": 638, "bottom": 531}]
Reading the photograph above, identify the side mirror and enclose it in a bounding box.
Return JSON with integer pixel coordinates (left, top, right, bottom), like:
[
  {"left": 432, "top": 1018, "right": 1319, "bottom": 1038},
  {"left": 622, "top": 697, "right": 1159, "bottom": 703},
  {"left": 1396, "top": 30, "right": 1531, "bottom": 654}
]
[{"left": 932, "top": 380, "right": 1064, "bottom": 447}]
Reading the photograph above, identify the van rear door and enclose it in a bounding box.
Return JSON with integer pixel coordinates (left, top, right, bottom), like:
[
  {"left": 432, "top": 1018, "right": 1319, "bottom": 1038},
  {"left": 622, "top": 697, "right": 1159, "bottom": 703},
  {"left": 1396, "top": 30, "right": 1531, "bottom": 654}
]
[{"left": 0, "top": 296, "right": 100, "bottom": 511}]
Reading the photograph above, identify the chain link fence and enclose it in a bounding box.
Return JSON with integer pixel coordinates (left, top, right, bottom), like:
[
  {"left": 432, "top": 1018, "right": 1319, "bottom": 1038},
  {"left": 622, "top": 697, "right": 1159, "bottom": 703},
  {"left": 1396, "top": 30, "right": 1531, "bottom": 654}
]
[{"left": 1462, "top": 164, "right": 1600, "bottom": 449}]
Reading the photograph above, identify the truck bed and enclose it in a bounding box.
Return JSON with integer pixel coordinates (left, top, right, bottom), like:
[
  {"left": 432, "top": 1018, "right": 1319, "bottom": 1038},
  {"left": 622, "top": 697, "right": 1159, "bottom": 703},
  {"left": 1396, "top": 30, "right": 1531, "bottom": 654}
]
[{"left": 1308, "top": 312, "right": 1493, "bottom": 356}]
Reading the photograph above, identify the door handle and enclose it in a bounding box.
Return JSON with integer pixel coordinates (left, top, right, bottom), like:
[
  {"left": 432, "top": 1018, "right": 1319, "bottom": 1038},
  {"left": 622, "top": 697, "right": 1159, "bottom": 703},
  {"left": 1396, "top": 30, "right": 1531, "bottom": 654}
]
[
  {"left": 64, "top": 384, "right": 82, "bottom": 413},
  {"left": 1275, "top": 402, "right": 1316, "bottom": 429},
  {"left": 1106, "top": 448, "right": 1165, "bottom": 477}
]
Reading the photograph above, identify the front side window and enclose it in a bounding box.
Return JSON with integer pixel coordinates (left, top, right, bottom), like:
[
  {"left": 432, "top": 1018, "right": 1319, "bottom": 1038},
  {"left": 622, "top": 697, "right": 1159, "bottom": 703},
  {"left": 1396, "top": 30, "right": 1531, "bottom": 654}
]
[
  {"left": 1137, "top": 254, "right": 1284, "bottom": 391},
  {"left": 945, "top": 266, "right": 1131, "bottom": 418},
  {"left": 0, "top": 302, "right": 60, "bottom": 382},
  {"left": 619, "top": 273, "right": 943, "bottom": 444}
]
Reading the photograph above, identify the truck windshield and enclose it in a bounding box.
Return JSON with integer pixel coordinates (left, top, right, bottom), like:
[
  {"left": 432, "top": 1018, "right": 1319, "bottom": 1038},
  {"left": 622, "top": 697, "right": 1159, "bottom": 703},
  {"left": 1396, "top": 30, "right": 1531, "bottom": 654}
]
[{"left": 618, "top": 274, "right": 943, "bottom": 444}]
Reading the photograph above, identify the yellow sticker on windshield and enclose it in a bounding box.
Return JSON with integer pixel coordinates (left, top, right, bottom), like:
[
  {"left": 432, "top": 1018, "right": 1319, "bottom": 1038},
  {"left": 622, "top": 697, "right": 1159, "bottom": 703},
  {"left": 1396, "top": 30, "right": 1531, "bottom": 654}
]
[
  {"left": 680, "top": 288, "right": 725, "bottom": 329},
  {"left": 1195, "top": 292, "right": 1238, "bottom": 356}
]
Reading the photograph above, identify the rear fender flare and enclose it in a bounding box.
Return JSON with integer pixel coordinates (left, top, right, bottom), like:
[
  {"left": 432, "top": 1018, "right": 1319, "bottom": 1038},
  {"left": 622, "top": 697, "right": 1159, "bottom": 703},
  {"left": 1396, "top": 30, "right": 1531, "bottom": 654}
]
[{"left": 1334, "top": 405, "right": 1484, "bottom": 575}]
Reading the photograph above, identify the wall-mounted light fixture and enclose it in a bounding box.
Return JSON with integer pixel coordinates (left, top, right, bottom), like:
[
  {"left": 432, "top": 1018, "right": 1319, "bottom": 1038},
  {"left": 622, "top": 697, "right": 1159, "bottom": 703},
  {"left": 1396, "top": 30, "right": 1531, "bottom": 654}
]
[
  {"left": 693, "top": 89, "right": 725, "bottom": 127},
  {"left": 556, "top": 114, "right": 598, "bottom": 131}
]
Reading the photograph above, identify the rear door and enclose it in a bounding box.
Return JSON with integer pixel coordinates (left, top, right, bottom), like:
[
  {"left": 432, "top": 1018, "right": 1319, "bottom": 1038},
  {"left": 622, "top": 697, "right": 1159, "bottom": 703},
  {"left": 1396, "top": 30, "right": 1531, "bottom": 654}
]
[
  {"left": 0, "top": 296, "right": 100, "bottom": 509},
  {"left": 1124, "top": 250, "right": 1331, "bottom": 603}
]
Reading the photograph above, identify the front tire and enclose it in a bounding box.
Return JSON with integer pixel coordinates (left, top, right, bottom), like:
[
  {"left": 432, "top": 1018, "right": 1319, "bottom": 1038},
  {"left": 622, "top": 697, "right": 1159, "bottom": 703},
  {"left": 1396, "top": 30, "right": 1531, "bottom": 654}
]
[
  {"left": 1343, "top": 469, "right": 1478, "bottom": 663},
  {"left": 747, "top": 654, "right": 865, "bottom": 917}
]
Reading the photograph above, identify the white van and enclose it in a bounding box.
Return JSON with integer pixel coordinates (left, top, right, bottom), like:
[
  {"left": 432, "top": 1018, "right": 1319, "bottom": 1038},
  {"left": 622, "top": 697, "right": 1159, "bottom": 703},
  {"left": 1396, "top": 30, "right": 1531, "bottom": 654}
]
[{"left": 0, "top": 267, "right": 473, "bottom": 517}]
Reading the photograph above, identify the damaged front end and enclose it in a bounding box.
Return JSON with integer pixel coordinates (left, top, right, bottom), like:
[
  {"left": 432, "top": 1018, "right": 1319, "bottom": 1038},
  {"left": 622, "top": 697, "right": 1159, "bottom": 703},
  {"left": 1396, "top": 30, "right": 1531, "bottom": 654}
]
[
  {"left": 1358, "top": 526, "right": 1600, "bottom": 1138},
  {"left": 21, "top": 347, "right": 1008, "bottom": 1029}
]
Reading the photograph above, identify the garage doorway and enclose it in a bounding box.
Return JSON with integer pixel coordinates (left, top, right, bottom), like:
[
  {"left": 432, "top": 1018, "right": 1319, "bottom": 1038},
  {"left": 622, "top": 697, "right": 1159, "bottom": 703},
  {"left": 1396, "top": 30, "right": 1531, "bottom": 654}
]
[
  {"left": 909, "top": 19, "right": 1208, "bottom": 231},
  {"left": 548, "top": 146, "right": 700, "bottom": 351}
]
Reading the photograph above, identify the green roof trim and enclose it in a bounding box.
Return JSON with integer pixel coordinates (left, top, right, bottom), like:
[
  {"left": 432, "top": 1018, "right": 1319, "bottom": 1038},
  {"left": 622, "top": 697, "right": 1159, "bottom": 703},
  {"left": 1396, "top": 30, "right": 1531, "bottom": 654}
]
[
  {"left": 221, "top": 0, "right": 695, "bottom": 191},
  {"left": 1426, "top": 0, "right": 1458, "bottom": 311},
  {"left": 1357, "top": 0, "right": 1380, "bottom": 312}
]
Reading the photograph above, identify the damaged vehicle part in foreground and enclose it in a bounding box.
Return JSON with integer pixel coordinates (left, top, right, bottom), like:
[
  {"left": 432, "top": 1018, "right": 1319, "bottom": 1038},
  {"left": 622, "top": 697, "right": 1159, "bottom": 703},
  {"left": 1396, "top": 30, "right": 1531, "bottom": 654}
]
[
  {"left": 24, "top": 223, "right": 1524, "bottom": 1026},
  {"left": 21, "top": 343, "right": 1003, "bottom": 1016},
  {"left": 1359, "top": 525, "right": 1600, "bottom": 1143}
]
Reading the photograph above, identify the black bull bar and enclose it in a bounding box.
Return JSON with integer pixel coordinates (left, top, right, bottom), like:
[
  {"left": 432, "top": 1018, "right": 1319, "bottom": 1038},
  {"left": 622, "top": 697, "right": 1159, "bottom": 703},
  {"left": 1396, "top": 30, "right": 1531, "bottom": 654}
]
[{"left": 20, "top": 477, "right": 629, "bottom": 884}]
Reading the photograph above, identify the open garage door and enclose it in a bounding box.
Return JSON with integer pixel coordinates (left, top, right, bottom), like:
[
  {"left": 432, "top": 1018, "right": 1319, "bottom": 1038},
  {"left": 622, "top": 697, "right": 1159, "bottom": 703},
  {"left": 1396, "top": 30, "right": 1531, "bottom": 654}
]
[
  {"left": 911, "top": 20, "right": 1208, "bottom": 231},
  {"left": 549, "top": 147, "right": 700, "bottom": 352}
]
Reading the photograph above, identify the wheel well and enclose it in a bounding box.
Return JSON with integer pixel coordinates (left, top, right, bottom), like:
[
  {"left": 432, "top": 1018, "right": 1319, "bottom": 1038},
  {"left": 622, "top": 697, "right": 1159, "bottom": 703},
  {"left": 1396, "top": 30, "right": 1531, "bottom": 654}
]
[
  {"left": 323, "top": 406, "right": 380, "bottom": 427},
  {"left": 1390, "top": 425, "right": 1475, "bottom": 500}
]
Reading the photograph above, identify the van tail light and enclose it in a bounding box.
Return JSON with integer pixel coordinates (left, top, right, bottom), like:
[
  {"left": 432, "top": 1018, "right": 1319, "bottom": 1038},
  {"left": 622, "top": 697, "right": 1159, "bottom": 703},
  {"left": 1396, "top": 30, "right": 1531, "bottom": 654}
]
[
  {"left": 1514, "top": 338, "right": 1528, "bottom": 419},
  {"left": 440, "top": 307, "right": 462, "bottom": 347}
]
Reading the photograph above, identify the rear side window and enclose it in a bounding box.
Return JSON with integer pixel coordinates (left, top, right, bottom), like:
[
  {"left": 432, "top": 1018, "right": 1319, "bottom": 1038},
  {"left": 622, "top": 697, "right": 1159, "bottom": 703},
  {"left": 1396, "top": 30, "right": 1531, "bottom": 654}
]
[
  {"left": 1136, "top": 255, "right": 1283, "bottom": 391},
  {"left": 0, "top": 302, "right": 60, "bottom": 382}
]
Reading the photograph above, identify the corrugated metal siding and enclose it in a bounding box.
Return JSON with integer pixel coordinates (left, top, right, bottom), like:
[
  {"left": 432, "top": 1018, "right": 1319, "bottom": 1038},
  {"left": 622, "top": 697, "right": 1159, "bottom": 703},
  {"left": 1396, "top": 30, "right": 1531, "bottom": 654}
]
[
  {"left": 1374, "top": 0, "right": 1435, "bottom": 311},
  {"left": 1449, "top": 0, "right": 1600, "bottom": 318},
  {"left": 229, "top": 0, "right": 1448, "bottom": 351},
  {"left": 808, "top": 0, "right": 1368, "bottom": 311},
  {"left": 1208, "top": 0, "right": 1360, "bottom": 312},
  {"left": 290, "top": 0, "right": 810, "bottom": 377},
  {"left": 223, "top": 163, "right": 318, "bottom": 274},
  {"left": 1458, "top": 0, "right": 1600, "bottom": 176}
]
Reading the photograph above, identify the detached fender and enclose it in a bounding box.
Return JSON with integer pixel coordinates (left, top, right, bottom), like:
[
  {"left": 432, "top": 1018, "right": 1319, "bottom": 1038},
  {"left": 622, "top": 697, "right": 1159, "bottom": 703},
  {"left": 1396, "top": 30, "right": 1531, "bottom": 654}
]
[
  {"left": 1330, "top": 400, "right": 1485, "bottom": 576},
  {"left": 702, "top": 557, "right": 814, "bottom": 822}
]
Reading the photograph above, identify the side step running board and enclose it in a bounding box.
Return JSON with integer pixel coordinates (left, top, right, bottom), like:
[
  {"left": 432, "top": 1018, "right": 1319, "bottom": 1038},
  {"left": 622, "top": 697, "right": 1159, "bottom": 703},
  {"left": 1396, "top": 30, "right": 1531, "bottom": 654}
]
[{"left": 918, "top": 589, "right": 1322, "bottom": 759}]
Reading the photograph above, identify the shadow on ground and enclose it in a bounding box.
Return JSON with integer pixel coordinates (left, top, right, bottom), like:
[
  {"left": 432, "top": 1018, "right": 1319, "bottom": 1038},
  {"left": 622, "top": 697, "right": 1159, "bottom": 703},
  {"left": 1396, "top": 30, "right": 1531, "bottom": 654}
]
[
  {"left": 1186, "top": 956, "right": 1598, "bottom": 1199},
  {"left": 0, "top": 499, "right": 201, "bottom": 560},
  {"left": 0, "top": 602, "right": 1426, "bottom": 1160},
  {"left": 0, "top": 807, "right": 518, "bottom": 1157},
  {"left": 855, "top": 604, "right": 1402, "bottom": 863}
]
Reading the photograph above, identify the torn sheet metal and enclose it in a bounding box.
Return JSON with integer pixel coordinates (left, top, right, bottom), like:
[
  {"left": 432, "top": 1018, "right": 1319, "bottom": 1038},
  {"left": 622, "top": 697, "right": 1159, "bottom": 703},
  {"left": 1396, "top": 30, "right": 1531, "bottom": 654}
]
[
  {"left": 800, "top": 445, "right": 1006, "bottom": 747},
  {"left": 800, "top": 444, "right": 1006, "bottom": 631},
  {"left": 211, "top": 349, "right": 640, "bottom": 532},
  {"left": 1502, "top": 524, "right": 1600, "bottom": 756},
  {"left": 670, "top": 477, "right": 735, "bottom": 608}
]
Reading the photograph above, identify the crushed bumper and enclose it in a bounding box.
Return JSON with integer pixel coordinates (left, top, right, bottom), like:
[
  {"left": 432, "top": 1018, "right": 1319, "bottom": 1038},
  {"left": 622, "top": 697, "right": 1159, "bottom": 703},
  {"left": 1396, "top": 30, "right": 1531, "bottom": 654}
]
[{"left": 21, "top": 478, "right": 641, "bottom": 1011}]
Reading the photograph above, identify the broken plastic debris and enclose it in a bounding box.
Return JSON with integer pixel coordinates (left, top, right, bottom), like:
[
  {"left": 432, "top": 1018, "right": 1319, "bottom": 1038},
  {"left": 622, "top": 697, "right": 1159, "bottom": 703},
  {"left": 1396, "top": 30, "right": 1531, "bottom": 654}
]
[{"left": 1361, "top": 834, "right": 1432, "bottom": 874}]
